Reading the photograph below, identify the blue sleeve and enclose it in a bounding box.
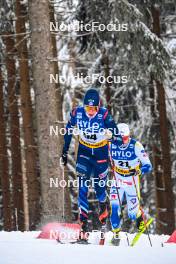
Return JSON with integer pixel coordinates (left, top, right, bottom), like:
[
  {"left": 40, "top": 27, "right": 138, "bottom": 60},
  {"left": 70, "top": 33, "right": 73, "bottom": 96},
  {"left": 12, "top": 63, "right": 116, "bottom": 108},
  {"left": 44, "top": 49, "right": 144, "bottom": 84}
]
[
  {"left": 135, "top": 141, "right": 152, "bottom": 175},
  {"left": 62, "top": 108, "right": 77, "bottom": 154},
  {"left": 141, "top": 164, "right": 152, "bottom": 175}
]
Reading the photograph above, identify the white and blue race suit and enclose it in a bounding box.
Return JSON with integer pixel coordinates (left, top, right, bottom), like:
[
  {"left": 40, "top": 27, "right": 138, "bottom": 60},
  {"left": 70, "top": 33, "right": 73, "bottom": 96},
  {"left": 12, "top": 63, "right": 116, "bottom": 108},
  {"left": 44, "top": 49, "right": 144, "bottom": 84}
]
[
  {"left": 63, "top": 106, "right": 119, "bottom": 222},
  {"left": 109, "top": 138, "right": 152, "bottom": 231}
]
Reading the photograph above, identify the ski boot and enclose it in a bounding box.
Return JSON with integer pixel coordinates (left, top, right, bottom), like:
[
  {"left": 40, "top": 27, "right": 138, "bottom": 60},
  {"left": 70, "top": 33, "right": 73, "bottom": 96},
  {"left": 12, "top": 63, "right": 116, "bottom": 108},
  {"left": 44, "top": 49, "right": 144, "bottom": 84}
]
[
  {"left": 136, "top": 215, "right": 145, "bottom": 232},
  {"left": 111, "top": 228, "right": 121, "bottom": 246},
  {"left": 77, "top": 220, "right": 89, "bottom": 244}
]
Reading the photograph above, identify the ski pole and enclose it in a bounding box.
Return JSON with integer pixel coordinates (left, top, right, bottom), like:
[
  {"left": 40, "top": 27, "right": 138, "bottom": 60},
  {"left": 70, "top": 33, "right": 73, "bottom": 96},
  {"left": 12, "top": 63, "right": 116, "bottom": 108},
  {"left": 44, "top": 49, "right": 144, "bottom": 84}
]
[
  {"left": 60, "top": 157, "right": 65, "bottom": 221},
  {"left": 108, "top": 141, "right": 130, "bottom": 246},
  {"left": 131, "top": 173, "right": 152, "bottom": 247}
]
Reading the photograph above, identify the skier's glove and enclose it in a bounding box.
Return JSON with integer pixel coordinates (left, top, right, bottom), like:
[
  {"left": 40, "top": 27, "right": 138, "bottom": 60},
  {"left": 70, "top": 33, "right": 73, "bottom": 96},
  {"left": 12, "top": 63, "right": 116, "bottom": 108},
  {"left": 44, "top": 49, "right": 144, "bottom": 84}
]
[
  {"left": 129, "top": 168, "right": 136, "bottom": 174},
  {"left": 111, "top": 135, "right": 123, "bottom": 145},
  {"left": 129, "top": 168, "right": 142, "bottom": 176},
  {"left": 61, "top": 153, "right": 67, "bottom": 166},
  {"left": 105, "top": 129, "right": 113, "bottom": 140}
]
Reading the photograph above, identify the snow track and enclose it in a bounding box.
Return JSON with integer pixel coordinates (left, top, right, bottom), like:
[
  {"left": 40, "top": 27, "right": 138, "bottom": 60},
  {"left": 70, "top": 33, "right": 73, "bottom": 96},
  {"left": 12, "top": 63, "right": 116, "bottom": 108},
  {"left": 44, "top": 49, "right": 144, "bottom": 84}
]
[{"left": 0, "top": 231, "right": 175, "bottom": 264}]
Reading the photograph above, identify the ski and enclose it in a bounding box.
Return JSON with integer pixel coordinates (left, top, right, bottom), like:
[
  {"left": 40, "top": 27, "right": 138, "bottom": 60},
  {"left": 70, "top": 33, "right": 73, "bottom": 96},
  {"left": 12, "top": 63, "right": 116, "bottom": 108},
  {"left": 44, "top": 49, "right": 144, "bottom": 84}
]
[
  {"left": 130, "top": 218, "right": 154, "bottom": 247},
  {"left": 57, "top": 238, "right": 90, "bottom": 245}
]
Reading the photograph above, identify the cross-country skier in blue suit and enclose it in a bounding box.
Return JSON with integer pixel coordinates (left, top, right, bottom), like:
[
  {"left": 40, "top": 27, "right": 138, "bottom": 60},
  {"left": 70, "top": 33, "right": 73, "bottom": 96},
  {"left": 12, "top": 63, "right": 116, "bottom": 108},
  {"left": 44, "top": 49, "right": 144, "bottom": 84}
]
[{"left": 61, "top": 88, "right": 121, "bottom": 240}]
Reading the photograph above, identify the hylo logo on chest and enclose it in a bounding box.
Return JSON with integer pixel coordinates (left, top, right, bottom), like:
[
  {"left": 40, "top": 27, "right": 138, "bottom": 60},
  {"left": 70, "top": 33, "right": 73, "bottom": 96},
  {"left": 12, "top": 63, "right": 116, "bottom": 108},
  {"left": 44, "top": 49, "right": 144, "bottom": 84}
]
[{"left": 112, "top": 150, "right": 132, "bottom": 158}]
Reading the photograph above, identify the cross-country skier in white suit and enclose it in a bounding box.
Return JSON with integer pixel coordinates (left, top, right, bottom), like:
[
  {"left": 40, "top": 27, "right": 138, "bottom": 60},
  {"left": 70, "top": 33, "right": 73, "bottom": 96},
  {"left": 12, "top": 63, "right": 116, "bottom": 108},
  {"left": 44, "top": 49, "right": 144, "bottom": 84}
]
[{"left": 109, "top": 123, "right": 152, "bottom": 245}]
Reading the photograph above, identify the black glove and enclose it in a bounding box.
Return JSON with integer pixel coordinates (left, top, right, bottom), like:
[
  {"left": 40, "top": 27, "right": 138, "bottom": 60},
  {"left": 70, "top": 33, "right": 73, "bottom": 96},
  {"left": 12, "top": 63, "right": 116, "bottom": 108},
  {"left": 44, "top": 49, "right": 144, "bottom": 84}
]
[
  {"left": 129, "top": 168, "right": 136, "bottom": 174},
  {"left": 129, "top": 167, "right": 142, "bottom": 176},
  {"left": 61, "top": 153, "right": 67, "bottom": 166}
]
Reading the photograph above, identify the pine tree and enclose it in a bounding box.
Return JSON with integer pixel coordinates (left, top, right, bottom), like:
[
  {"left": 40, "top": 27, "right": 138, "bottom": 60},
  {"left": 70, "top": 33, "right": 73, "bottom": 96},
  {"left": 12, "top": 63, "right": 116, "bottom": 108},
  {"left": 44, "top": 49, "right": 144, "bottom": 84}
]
[
  {"left": 4, "top": 32, "right": 25, "bottom": 231},
  {"left": 49, "top": 3, "right": 72, "bottom": 222},
  {"left": 0, "top": 65, "right": 12, "bottom": 231},
  {"left": 28, "top": 0, "right": 70, "bottom": 224},
  {"left": 15, "top": 0, "right": 40, "bottom": 230},
  {"left": 151, "top": 4, "right": 175, "bottom": 235}
]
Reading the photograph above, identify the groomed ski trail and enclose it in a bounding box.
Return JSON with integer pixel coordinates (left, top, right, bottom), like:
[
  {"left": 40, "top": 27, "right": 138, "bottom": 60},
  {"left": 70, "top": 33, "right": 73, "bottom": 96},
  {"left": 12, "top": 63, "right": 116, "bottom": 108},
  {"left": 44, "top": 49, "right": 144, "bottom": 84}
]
[{"left": 0, "top": 231, "right": 175, "bottom": 264}]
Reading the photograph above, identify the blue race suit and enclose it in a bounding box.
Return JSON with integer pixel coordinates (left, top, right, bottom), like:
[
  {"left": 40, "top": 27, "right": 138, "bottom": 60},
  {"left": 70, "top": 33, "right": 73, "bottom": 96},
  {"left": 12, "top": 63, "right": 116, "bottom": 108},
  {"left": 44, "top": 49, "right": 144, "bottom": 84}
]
[
  {"left": 63, "top": 106, "right": 119, "bottom": 222},
  {"left": 109, "top": 138, "right": 152, "bottom": 231}
]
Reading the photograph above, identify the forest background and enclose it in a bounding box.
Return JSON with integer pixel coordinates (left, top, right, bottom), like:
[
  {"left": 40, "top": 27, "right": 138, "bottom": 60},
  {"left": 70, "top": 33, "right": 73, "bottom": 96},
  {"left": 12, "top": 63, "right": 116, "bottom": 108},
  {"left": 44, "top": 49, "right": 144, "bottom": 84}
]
[{"left": 0, "top": 0, "right": 176, "bottom": 235}]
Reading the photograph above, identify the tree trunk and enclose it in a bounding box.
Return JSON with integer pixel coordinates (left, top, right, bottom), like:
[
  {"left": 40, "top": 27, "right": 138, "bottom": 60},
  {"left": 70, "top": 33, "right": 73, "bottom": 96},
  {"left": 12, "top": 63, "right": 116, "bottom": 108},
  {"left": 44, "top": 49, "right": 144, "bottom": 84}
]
[
  {"left": 50, "top": 4, "right": 72, "bottom": 222},
  {"left": 28, "top": 0, "right": 67, "bottom": 225},
  {"left": 15, "top": 0, "right": 41, "bottom": 230},
  {"left": 151, "top": 5, "right": 175, "bottom": 234},
  {"left": 4, "top": 34, "right": 25, "bottom": 231},
  {"left": 0, "top": 66, "right": 12, "bottom": 231},
  {"left": 152, "top": 145, "right": 167, "bottom": 233},
  {"left": 49, "top": 5, "right": 63, "bottom": 121},
  {"left": 156, "top": 80, "right": 175, "bottom": 234},
  {"left": 101, "top": 49, "right": 112, "bottom": 113}
]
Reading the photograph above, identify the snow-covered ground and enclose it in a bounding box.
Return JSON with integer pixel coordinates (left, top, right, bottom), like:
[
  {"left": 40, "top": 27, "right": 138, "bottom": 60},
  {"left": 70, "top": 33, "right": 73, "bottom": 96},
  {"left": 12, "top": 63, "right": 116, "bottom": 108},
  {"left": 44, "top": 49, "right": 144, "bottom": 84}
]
[{"left": 0, "top": 231, "right": 175, "bottom": 264}]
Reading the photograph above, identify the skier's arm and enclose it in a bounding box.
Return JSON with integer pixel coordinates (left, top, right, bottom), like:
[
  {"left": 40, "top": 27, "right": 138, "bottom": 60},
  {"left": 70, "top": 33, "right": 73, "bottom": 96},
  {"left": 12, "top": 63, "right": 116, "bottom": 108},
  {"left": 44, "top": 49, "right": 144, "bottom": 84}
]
[
  {"left": 103, "top": 110, "right": 123, "bottom": 144},
  {"left": 103, "top": 110, "right": 119, "bottom": 137},
  {"left": 135, "top": 142, "right": 152, "bottom": 175},
  {"left": 62, "top": 108, "right": 77, "bottom": 155}
]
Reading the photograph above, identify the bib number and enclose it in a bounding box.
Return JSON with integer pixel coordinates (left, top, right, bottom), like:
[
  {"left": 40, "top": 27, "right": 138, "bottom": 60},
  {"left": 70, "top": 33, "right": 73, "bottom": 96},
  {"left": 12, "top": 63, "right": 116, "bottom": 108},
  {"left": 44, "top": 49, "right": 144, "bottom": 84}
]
[
  {"left": 83, "top": 132, "right": 97, "bottom": 141},
  {"left": 118, "top": 160, "right": 129, "bottom": 167}
]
